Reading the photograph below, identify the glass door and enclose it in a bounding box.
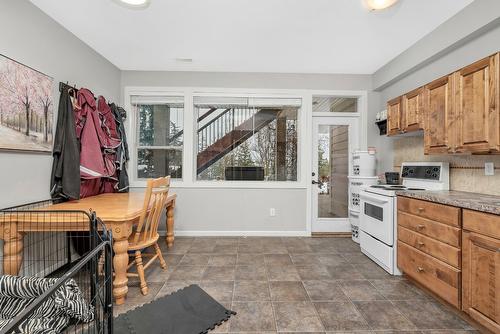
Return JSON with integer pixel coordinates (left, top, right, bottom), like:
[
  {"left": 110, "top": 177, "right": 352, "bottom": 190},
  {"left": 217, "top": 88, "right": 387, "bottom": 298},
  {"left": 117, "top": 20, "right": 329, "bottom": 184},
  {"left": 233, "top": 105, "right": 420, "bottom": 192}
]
[{"left": 312, "top": 116, "right": 359, "bottom": 232}]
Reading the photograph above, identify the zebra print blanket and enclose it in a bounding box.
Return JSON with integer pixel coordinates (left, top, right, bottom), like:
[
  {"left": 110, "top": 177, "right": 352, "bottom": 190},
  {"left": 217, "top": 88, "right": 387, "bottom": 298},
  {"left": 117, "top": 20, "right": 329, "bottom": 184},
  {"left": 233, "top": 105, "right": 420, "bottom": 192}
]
[{"left": 0, "top": 275, "right": 94, "bottom": 334}]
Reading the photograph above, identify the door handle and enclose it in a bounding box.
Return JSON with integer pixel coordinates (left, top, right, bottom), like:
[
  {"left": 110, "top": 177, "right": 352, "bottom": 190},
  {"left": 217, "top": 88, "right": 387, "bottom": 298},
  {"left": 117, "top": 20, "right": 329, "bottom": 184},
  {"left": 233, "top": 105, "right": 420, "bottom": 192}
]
[
  {"left": 360, "top": 194, "right": 389, "bottom": 204},
  {"left": 312, "top": 180, "right": 320, "bottom": 184}
]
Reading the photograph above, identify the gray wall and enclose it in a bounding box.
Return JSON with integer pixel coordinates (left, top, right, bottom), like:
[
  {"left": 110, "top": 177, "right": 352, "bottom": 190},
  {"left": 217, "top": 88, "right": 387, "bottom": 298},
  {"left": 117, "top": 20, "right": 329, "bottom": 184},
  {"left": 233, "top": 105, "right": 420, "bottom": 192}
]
[
  {"left": 122, "top": 71, "right": 373, "bottom": 234},
  {"left": 0, "top": 0, "right": 121, "bottom": 208},
  {"left": 3, "top": 0, "right": 498, "bottom": 234},
  {"left": 121, "top": 71, "right": 372, "bottom": 92}
]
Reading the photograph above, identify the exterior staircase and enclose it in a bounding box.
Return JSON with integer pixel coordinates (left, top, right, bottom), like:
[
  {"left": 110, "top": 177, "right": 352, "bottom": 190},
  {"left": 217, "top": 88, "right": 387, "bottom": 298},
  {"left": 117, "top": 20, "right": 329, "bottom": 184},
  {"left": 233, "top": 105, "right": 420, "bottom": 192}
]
[{"left": 196, "top": 108, "right": 279, "bottom": 174}]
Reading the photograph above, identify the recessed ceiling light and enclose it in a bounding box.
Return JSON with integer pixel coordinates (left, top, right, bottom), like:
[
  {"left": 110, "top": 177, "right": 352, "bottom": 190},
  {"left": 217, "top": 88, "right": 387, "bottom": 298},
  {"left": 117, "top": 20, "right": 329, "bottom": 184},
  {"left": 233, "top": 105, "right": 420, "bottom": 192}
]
[
  {"left": 175, "top": 58, "right": 193, "bottom": 63},
  {"left": 113, "top": 0, "right": 150, "bottom": 9},
  {"left": 364, "top": 0, "right": 399, "bottom": 11}
]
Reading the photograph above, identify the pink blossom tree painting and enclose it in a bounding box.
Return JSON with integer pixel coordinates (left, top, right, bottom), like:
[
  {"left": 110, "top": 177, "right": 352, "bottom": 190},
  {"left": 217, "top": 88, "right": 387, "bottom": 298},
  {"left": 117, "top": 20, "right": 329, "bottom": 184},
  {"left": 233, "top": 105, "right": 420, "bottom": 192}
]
[{"left": 0, "top": 55, "right": 54, "bottom": 152}]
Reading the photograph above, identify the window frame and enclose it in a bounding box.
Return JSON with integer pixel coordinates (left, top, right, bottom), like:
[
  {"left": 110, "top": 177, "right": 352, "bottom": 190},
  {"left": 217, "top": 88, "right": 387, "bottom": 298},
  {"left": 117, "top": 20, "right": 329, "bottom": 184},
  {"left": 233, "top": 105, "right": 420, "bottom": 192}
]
[
  {"left": 125, "top": 87, "right": 367, "bottom": 190},
  {"left": 192, "top": 92, "right": 302, "bottom": 183}
]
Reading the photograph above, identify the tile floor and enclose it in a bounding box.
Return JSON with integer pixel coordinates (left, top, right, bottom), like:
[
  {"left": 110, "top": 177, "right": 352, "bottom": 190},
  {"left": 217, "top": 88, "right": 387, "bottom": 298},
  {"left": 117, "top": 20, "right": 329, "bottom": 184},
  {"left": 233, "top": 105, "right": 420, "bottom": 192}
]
[{"left": 115, "top": 237, "right": 479, "bottom": 333}]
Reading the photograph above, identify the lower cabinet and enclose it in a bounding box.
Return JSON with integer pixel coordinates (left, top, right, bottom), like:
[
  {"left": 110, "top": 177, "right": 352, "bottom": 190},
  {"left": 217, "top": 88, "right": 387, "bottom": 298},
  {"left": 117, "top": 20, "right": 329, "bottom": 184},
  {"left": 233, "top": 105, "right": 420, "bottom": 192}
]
[
  {"left": 398, "top": 197, "right": 500, "bottom": 333},
  {"left": 462, "top": 210, "right": 500, "bottom": 333},
  {"left": 398, "top": 241, "right": 460, "bottom": 308}
]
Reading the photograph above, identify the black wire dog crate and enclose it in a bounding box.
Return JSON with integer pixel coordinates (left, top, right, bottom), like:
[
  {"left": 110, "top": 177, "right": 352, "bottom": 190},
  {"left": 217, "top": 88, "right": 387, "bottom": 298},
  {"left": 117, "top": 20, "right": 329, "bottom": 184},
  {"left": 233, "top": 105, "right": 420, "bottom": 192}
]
[{"left": 0, "top": 199, "right": 113, "bottom": 334}]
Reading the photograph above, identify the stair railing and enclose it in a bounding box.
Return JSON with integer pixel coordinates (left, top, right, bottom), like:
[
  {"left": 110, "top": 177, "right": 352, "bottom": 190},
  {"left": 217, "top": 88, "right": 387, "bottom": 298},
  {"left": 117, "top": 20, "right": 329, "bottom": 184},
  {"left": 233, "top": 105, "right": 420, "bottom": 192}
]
[{"left": 197, "top": 107, "right": 258, "bottom": 152}]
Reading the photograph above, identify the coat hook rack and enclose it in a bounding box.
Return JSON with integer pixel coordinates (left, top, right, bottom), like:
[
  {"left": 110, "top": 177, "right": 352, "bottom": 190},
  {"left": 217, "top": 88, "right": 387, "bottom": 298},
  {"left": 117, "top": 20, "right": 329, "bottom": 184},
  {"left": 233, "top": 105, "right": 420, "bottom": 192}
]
[{"left": 58, "top": 81, "right": 77, "bottom": 93}]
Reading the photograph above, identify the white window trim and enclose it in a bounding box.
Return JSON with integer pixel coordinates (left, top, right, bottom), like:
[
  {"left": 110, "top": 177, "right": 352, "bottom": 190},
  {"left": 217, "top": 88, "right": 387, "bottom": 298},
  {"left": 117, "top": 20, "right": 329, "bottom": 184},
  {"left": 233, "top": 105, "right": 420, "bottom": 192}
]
[{"left": 124, "top": 86, "right": 367, "bottom": 191}]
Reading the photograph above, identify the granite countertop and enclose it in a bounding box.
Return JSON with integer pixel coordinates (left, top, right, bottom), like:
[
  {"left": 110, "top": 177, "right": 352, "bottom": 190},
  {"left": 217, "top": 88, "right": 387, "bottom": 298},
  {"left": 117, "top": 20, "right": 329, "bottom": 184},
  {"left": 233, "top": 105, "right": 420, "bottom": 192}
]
[{"left": 396, "top": 190, "right": 500, "bottom": 215}]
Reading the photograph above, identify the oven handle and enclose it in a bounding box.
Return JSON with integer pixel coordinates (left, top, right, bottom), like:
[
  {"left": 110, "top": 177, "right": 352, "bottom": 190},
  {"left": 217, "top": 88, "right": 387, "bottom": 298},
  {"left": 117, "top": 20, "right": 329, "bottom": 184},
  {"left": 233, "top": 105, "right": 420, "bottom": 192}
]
[{"left": 360, "top": 193, "right": 390, "bottom": 205}]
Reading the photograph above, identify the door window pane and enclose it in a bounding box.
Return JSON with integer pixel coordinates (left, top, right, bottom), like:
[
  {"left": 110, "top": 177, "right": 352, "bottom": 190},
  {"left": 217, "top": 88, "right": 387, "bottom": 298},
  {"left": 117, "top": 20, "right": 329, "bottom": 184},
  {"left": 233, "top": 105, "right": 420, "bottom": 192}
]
[
  {"left": 313, "top": 97, "right": 357, "bottom": 113},
  {"left": 317, "top": 125, "right": 349, "bottom": 218},
  {"left": 194, "top": 96, "right": 300, "bottom": 181},
  {"left": 132, "top": 96, "right": 184, "bottom": 179}
]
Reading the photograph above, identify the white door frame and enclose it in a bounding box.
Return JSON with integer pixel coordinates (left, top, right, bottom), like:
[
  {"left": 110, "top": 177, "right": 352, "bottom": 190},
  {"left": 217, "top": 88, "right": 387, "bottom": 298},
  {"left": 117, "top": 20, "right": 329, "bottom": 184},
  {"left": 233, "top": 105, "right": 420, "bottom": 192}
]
[{"left": 311, "top": 116, "right": 359, "bottom": 233}]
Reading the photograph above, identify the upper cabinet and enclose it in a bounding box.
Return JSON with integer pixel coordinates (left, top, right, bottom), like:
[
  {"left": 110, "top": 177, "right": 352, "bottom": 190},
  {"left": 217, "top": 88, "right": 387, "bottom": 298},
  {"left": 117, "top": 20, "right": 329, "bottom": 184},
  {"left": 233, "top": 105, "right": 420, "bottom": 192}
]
[
  {"left": 424, "top": 75, "right": 455, "bottom": 154},
  {"left": 387, "top": 88, "right": 424, "bottom": 136},
  {"left": 386, "top": 52, "right": 500, "bottom": 155},
  {"left": 387, "top": 97, "right": 402, "bottom": 136},
  {"left": 455, "top": 53, "right": 500, "bottom": 154},
  {"left": 402, "top": 87, "right": 424, "bottom": 132}
]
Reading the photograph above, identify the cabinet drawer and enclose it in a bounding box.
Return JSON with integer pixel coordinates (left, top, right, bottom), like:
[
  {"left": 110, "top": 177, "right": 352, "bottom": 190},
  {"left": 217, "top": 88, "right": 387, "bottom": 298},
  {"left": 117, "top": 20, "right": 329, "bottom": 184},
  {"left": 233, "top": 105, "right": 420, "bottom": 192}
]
[
  {"left": 398, "top": 241, "right": 460, "bottom": 308},
  {"left": 398, "top": 197, "right": 460, "bottom": 227},
  {"left": 398, "top": 211, "right": 461, "bottom": 247},
  {"left": 398, "top": 226, "right": 461, "bottom": 268},
  {"left": 463, "top": 209, "right": 500, "bottom": 239}
]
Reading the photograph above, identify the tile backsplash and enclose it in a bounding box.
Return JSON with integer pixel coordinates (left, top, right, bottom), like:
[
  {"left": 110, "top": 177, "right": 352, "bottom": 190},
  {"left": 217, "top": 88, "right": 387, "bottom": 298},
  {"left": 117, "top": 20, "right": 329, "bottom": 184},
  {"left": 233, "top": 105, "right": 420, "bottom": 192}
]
[{"left": 393, "top": 136, "right": 500, "bottom": 196}]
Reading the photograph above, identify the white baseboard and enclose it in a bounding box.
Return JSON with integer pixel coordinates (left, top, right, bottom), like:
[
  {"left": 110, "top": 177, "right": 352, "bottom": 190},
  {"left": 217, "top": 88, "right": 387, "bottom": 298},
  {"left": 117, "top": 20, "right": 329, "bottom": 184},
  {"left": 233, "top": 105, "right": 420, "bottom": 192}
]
[{"left": 160, "top": 230, "right": 310, "bottom": 237}]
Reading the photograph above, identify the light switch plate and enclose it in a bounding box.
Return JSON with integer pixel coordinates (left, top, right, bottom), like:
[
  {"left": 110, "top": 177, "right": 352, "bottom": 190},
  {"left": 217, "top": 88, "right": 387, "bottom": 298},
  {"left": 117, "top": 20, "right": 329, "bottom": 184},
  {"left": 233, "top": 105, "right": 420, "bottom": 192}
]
[{"left": 485, "top": 162, "right": 494, "bottom": 176}]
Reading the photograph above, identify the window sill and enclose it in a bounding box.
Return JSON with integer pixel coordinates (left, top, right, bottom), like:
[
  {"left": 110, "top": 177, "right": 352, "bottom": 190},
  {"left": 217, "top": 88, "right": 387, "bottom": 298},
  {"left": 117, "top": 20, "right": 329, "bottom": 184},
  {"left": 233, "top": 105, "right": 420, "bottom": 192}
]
[{"left": 129, "top": 180, "right": 308, "bottom": 190}]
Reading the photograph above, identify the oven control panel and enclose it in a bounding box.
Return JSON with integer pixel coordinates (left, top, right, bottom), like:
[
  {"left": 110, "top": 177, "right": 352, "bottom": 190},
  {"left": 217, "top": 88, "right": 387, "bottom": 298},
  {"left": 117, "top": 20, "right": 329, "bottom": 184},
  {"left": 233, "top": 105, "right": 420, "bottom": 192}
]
[{"left": 402, "top": 166, "right": 441, "bottom": 180}]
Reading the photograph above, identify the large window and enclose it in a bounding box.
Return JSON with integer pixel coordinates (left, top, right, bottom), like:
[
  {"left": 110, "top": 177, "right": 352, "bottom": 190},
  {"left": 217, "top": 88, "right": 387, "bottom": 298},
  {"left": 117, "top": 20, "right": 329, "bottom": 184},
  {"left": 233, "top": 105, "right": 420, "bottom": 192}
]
[
  {"left": 194, "top": 96, "right": 300, "bottom": 181},
  {"left": 132, "top": 96, "right": 184, "bottom": 179}
]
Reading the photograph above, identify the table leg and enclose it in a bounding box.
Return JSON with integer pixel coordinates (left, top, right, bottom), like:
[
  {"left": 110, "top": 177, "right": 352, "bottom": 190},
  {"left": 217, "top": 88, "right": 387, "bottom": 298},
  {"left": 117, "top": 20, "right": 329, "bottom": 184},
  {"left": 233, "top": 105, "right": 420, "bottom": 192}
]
[
  {"left": 1, "top": 223, "right": 23, "bottom": 276},
  {"left": 166, "top": 200, "right": 175, "bottom": 248},
  {"left": 113, "top": 234, "right": 129, "bottom": 305}
]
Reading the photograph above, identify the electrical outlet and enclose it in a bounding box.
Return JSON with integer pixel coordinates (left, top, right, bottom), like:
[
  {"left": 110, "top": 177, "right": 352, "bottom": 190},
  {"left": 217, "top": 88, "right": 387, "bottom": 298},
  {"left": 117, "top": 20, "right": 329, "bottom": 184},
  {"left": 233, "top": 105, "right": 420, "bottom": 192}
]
[
  {"left": 485, "top": 162, "right": 494, "bottom": 176},
  {"left": 269, "top": 208, "right": 276, "bottom": 217}
]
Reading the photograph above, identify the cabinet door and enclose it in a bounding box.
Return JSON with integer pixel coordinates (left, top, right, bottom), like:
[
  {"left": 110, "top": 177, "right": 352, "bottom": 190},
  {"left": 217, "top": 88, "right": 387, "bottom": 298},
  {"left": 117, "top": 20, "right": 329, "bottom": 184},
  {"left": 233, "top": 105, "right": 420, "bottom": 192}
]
[
  {"left": 387, "top": 96, "right": 402, "bottom": 136},
  {"left": 462, "top": 231, "right": 500, "bottom": 333},
  {"left": 424, "top": 75, "right": 455, "bottom": 154},
  {"left": 455, "top": 53, "right": 500, "bottom": 153},
  {"left": 402, "top": 87, "right": 424, "bottom": 132}
]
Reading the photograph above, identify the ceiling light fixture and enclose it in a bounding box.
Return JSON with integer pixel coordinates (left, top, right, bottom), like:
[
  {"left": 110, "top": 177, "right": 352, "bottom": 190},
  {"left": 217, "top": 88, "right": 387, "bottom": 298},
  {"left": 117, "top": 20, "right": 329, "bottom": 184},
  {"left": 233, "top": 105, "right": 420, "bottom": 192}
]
[
  {"left": 364, "top": 0, "right": 399, "bottom": 11},
  {"left": 113, "top": 0, "right": 151, "bottom": 9},
  {"left": 175, "top": 58, "right": 193, "bottom": 63}
]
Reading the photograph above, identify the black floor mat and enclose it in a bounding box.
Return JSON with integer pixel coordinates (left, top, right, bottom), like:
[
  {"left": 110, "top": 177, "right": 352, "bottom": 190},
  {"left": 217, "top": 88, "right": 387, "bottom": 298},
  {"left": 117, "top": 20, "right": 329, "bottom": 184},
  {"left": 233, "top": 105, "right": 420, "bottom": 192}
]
[{"left": 114, "top": 284, "right": 236, "bottom": 334}]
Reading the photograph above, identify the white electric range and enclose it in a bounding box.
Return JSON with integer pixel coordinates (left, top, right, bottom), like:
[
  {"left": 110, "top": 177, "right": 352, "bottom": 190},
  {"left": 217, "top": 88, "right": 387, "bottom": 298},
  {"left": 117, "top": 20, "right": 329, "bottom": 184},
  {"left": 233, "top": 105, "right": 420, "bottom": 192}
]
[{"left": 359, "top": 162, "right": 449, "bottom": 275}]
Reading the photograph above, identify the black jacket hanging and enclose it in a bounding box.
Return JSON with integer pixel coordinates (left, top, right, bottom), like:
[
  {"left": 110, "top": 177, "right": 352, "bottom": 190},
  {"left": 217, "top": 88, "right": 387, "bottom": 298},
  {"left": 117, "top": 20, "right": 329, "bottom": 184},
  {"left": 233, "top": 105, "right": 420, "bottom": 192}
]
[
  {"left": 110, "top": 103, "right": 130, "bottom": 192},
  {"left": 50, "top": 88, "right": 80, "bottom": 199}
]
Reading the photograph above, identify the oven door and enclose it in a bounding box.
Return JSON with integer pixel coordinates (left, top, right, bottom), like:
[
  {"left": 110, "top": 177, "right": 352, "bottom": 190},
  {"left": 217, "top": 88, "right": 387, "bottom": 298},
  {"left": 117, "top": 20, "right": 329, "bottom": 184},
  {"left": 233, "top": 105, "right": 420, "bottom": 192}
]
[{"left": 359, "top": 191, "right": 394, "bottom": 246}]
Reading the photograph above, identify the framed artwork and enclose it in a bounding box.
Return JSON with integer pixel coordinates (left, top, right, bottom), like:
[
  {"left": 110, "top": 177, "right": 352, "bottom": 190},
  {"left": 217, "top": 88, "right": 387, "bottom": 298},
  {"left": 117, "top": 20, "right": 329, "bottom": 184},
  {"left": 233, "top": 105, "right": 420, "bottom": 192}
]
[{"left": 0, "top": 54, "right": 54, "bottom": 153}]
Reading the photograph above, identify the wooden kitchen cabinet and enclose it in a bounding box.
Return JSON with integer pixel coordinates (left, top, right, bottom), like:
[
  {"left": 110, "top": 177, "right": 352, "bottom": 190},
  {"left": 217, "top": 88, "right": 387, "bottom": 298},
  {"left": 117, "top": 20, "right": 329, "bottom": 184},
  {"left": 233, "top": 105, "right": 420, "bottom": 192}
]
[
  {"left": 387, "top": 88, "right": 424, "bottom": 136},
  {"left": 387, "top": 96, "right": 402, "bottom": 136},
  {"left": 397, "top": 197, "right": 462, "bottom": 308},
  {"left": 397, "top": 197, "right": 500, "bottom": 332},
  {"left": 462, "top": 210, "right": 500, "bottom": 333},
  {"left": 387, "top": 52, "right": 500, "bottom": 155},
  {"left": 423, "top": 75, "right": 456, "bottom": 154},
  {"left": 455, "top": 53, "right": 500, "bottom": 154},
  {"left": 402, "top": 87, "right": 424, "bottom": 132}
]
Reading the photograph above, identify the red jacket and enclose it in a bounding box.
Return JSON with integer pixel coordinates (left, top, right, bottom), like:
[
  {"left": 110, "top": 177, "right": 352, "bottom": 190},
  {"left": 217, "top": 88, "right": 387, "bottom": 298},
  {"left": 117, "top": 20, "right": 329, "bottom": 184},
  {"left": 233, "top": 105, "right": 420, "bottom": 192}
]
[{"left": 74, "top": 89, "right": 121, "bottom": 197}]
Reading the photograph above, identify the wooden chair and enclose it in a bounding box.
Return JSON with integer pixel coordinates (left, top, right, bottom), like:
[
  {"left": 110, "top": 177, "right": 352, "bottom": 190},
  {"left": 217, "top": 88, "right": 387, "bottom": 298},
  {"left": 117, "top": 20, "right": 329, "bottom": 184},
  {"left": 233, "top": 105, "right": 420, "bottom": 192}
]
[{"left": 126, "top": 176, "right": 170, "bottom": 295}]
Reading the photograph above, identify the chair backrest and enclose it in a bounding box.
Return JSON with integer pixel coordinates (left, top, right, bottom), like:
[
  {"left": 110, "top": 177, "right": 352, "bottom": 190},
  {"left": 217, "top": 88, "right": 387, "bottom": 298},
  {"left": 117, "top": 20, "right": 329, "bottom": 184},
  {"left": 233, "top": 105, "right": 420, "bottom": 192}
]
[{"left": 133, "top": 176, "right": 170, "bottom": 245}]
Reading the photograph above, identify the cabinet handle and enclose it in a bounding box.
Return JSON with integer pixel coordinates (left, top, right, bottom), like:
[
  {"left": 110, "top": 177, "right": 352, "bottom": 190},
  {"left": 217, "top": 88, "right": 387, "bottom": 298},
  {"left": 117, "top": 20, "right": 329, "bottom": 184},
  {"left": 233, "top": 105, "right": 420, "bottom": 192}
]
[
  {"left": 417, "top": 224, "right": 425, "bottom": 230},
  {"left": 417, "top": 207, "right": 425, "bottom": 212},
  {"left": 418, "top": 242, "right": 425, "bottom": 247},
  {"left": 417, "top": 267, "right": 425, "bottom": 273}
]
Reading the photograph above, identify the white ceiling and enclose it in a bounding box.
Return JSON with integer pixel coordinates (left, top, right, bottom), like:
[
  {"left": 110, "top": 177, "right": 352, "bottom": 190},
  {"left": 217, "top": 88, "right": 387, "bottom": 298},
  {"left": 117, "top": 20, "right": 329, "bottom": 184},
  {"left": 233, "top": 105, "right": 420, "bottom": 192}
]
[{"left": 30, "top": 0, "right": 473, "bottom": 74}]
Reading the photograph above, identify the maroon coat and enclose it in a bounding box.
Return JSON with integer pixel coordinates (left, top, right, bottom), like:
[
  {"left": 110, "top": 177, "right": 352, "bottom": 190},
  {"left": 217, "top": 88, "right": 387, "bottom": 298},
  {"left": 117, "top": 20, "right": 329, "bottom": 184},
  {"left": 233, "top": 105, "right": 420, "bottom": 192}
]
[{"left": 74, "top": 89, "right": 121, "bottom": 197}]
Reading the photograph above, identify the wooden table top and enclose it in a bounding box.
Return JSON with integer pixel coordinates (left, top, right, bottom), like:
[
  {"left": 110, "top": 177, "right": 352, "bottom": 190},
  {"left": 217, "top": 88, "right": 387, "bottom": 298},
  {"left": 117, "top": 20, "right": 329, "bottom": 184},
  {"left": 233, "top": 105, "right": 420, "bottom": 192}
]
[
  {"left": 2, "top": 192, "right": 176, "bottom": 225},
  {"left": 49, "top": 192, "right": 177, "bottom": 222}
]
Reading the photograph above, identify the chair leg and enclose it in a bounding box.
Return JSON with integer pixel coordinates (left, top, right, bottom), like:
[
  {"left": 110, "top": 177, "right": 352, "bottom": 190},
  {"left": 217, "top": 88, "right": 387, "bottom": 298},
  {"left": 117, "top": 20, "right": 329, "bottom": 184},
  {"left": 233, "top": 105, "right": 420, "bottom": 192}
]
[
  {"left": 154, "top": 243, "right": 167, "bottom": 270},
  {"left": 135, "top": 250, "right": 148, "bottom": 295}
]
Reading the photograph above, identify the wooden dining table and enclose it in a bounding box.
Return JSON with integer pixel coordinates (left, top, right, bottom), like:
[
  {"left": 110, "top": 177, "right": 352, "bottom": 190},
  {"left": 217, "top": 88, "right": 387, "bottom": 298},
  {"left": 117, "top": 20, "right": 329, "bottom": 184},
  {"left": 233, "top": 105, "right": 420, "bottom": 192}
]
[{"left": 0, "top": 192, "right": 177, "bottom": 305}]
